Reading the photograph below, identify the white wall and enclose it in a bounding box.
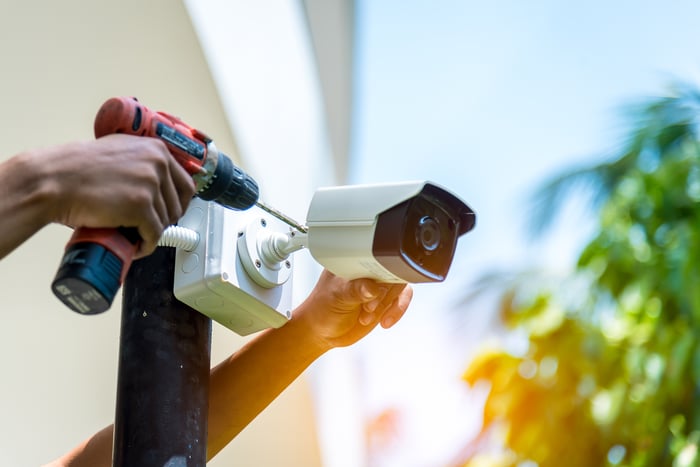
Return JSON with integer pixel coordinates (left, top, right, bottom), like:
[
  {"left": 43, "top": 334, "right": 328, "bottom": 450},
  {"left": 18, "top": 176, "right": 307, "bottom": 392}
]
[{"left": 0, "top": 1, "right": 334, "bottom": 465}]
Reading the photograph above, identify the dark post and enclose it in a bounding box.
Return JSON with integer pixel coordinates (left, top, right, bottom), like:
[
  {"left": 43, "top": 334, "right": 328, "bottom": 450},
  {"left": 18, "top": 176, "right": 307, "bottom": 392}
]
[{"left": 112, "top": 246, "right": 212, "bottom": 467}]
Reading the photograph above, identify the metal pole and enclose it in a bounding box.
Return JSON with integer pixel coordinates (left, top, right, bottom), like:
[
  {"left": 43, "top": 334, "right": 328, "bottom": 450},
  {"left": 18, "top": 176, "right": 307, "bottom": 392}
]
[{"left": 112, "top": 246, "right": 212, "bottom": 467}]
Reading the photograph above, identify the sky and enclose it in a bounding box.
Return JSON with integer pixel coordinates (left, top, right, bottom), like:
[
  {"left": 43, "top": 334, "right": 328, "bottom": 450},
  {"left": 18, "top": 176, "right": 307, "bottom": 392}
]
[{"left": 348, "top": 1, "right": 700, "bottom": 465}]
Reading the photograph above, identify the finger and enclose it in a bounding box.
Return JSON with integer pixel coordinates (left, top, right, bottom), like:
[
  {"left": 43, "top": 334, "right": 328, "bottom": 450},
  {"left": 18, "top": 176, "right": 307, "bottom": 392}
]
[
  {"left": 349, "top": 278, "right": 386, "bottom": 304},
  {"left": 168, "top": 158, "right": 195, "bottom": 220},
  {"left": 358, "top": 309, "right": 377, "bottom": 326},
  {"left": 161, "top": 170, "right": 185, "bottom": 225},
  {"left": 135, "top": 242, "right": 156, "bottom": 259},
  {"left": 379, "top": 285, "right": 413, "bottom": 329},
  {"left": 371, "top": 284, "right": 405, "bottom": 311},
  {"left": 146, "top": 141, "right": 177, "bottom": 227},
  {"left": 359, "top": 285, "right": 409, "bottom": 327},
  {"left": 153, "top": 188, "right": 170, "bottom": 229},
  {"left": 135, "top": 207, "right": 163, "bottom": 258},
  {"left": 362, "top": 287, "right": 389, "bottom": 313},
  {"left": 359, "top": 283, "right": 403, "bottom": 324},
  {"left": 134, "top": 242, "right": 153, "bottom": 259}
]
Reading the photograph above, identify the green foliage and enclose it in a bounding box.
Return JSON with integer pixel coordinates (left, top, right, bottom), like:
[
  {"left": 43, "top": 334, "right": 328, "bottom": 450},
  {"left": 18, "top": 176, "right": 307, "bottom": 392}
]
[{"left": 460, "top": 85, "right": 700, "bottom": 467}]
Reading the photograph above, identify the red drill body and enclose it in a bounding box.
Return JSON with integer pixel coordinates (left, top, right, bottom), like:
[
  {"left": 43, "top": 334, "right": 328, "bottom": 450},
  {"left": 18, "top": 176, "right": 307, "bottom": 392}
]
[
  {"left": 95, "top": 97, "right": 208, "bottom": 176},
  {"left": 52, "top": 97, "right": 259, "bottom": 315}
]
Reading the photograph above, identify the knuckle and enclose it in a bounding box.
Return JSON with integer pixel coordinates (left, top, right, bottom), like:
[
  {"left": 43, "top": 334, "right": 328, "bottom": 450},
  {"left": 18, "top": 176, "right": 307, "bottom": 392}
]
[
  {"left": 170, "top": 211, "right": 183, "bottom": 224},
  {"left": 181, "top": 179, "right": 196, "bottom": 197},
  {"left": 142, "top": 221, "right": 163, "bottom": 243},
  {"left": 128, "top": 189, "right": 154, "bottom": 210},
  {"left": 180, "top": 191, "right": 194, "bottom": 206},
  {"left": 144, "top": 136, "right": 168, "bottom": 151},
  {"left": 151, "top": 152, "right": 170, "bottom": 171},
  {"left": 137, "top": 165, "right": 162, "bottom": 188},
  {"left": 140, "top": 139, "right": 170, "bottom": 163}
]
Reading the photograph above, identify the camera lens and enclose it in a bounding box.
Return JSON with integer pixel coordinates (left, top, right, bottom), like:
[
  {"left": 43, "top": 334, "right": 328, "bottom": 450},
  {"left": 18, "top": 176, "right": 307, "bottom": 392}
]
[
  {"left": 416, "top": 216, "right": 441, "bottom": 252},
  {"left": 370, "top": 182, "right": 475, "bottom": 283}
]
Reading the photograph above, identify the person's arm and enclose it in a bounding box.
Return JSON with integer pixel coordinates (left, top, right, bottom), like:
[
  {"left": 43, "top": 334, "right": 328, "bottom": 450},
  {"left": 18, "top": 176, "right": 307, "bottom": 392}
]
[
  {"left": 0, "top": 135, "right": 194, "bottom": 260},
  {"left": 48, "top": 271, "right": 413, "bottom": 465},
  {"left": 43, "top": 426, "right": 113, "bottom": 467},
  {"left": 0, "top": 145, "right": 60, "bottom": 259},
  {"left": 207, "top": 271, "right": 412, "bottom": 458}
]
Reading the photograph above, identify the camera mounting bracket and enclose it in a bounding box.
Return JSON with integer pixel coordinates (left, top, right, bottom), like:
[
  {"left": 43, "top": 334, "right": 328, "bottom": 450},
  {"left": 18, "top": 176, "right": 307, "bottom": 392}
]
[
  {"left": 237, "top": 217, "right": 294, "bottom": 288},
  {"left": 173, "top": 198, "right": 294, "bottom": 336}
]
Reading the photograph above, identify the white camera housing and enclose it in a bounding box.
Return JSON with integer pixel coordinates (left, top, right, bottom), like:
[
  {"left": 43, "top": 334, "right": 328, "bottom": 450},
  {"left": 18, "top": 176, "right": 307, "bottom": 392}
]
[{"left": 305, "top": 181, "right": 475, "bottom": 283}]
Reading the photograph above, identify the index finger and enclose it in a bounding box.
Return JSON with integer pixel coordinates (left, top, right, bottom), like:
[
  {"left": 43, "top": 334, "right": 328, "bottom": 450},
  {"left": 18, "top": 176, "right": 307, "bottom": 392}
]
[{"left": 168, "top": 157, "right": 196, "bottom": 214}]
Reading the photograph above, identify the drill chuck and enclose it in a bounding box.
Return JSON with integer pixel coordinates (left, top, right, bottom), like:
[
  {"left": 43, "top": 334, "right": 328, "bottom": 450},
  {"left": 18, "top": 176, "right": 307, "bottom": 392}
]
[{"left": 197, "top": 151, "right": 259, "bottom": 210}]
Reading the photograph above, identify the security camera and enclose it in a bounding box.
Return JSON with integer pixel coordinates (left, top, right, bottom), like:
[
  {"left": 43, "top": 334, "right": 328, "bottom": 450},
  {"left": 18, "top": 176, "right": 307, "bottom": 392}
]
[
  {"left": 170, "top": 180, "right": 475, "bottom": 336},
  {"left": 305, "top": 181, "right": 476, "bottom": 283}
]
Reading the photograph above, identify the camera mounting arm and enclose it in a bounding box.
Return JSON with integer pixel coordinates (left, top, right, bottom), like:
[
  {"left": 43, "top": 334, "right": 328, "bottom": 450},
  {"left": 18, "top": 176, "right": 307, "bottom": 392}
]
[{"left": 236, "top": 220, "right": 307, "bottom": 289}]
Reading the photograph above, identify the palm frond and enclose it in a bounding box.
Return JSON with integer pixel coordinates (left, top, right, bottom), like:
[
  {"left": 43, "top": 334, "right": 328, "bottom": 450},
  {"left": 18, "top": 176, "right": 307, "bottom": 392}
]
[
  {"left": 527, "top": 160, "right": 615, "bottom": 238},
  {"left": 527, "top": 80, "right": 700, "bottom": 238}
]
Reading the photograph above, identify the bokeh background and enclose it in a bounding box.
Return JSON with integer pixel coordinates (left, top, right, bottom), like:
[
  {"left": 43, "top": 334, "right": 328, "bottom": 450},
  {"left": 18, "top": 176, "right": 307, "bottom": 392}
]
[
  {"left": 348, "top": 2, "right": 700, "bottom": 466},
  {"left": 2, "top": 1, "right": 700, "bottom": 466}
]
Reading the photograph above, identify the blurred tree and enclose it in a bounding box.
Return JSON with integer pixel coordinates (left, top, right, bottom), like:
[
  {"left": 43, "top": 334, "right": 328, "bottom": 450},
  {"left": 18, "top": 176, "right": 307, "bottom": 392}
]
[{"left": 457, "top": 83, "right": 700, "bottom": 467}]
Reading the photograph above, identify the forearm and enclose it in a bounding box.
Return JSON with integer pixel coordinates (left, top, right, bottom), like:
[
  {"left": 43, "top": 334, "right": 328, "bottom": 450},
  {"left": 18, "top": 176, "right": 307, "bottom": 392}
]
[
  {"left": 48, "top": 272, "right": 409, "bottom": 465},
  {"left": 207, "top": 315, "right": 328, "bottom": 458},
  {"left": 49, "top": 317, "right": 325, "bottom": 466},
  {"left": 0, "top": 150, "right": 56, "bottom": 259},
  {"left": 43, "top": 425, "right": 113, "bottom": 467}
]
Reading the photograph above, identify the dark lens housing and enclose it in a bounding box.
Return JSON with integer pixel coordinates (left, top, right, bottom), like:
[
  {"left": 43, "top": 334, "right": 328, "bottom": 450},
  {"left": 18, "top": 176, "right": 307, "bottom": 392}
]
[{"left": 372, "top": 183, "right": 475, "bottom": 282}]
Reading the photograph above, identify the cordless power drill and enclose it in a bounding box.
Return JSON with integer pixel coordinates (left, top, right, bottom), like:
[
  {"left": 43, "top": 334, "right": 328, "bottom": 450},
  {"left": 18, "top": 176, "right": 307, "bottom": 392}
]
[{"left": 51, "top": 96, "right": 260, "bottom": 315}]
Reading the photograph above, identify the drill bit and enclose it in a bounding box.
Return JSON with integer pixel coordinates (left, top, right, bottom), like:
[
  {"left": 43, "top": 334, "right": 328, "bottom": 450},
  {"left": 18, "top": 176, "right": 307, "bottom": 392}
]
[{"left": 255, "top": 201, "right": 308, "bottom": 233}]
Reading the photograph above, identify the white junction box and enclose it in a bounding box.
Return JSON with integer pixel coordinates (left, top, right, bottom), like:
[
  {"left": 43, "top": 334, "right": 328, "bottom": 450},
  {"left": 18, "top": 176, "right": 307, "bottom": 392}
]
[{"left": 173, "top": 198, "right": 294, "bottom": 336}]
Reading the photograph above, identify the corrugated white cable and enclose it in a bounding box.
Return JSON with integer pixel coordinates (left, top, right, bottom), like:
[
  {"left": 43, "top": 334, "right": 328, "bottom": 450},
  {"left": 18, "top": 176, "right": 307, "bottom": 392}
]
[{"left": 158, "top": 226, "right": 200, "bottom": 251}]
